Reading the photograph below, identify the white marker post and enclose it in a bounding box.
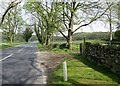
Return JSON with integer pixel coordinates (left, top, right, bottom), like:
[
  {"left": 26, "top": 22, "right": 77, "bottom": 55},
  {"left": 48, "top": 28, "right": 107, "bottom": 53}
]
[{"left": 63, "top": 61, "right": 67, "bottom": 81}]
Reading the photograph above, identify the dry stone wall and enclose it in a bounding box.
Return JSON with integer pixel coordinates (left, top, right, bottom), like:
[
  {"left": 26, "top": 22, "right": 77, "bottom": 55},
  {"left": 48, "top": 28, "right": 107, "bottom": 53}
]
[{"left": 85, "top": 42, "right": 120, "bottom": 74}]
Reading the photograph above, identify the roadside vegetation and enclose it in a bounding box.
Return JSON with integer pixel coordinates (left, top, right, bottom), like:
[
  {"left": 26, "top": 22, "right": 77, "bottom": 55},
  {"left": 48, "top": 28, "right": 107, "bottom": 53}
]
[
  {"left": 37, "top": 40, "right": 120, "bottom": 85},
  {"left": 48, "top": 55, "right": 119, "bottom": 85},
  {"left": 0, "top": 42, "right": 26, "bottom": 49}
]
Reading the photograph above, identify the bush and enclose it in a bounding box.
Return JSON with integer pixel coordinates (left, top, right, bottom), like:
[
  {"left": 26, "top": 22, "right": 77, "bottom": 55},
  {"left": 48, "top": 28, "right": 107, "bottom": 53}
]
[
  {"left": 115, "top": 30, "right": 120, "bottom": 41},
  {"left": 52, "top": 44, "right": 59, "bottom": 48},
  {"left": 47, "top": 44, "right": 59, "bottom": 50},
  {"left": 59, "top": 43, "right": 68, "bottom": 49}
]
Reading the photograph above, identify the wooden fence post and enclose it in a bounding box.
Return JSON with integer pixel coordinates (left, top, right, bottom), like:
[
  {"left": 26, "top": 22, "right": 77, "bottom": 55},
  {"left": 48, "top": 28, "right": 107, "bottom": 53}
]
[{"left": 83, "top": 37, "right": 86, "bottom": 54}]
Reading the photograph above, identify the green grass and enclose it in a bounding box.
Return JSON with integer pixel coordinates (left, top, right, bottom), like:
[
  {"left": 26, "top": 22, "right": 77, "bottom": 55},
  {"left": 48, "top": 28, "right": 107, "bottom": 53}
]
[
  {"left": 53, "top": 40, "right": 107, "bottom": 45},
  {"left": 0, "top": 42, "right": 26, "bottom": 49},
  {"left": 52, "top": 40, "right": 107, "bottom": 53},
  {"left": 37, "top": 40, "right": 119, "bottom": 85},
  {"left": 49, "top": 54, "right": 120, "bottom": 85},
  {"left": 37, "top": 43, "right": 71, "bottom": 54},
  {"left": 37, "top": 40, "right": 107, "bottom": 53},
  {"left": 37, "top": 43, "right": 50, "bottom": 51}
]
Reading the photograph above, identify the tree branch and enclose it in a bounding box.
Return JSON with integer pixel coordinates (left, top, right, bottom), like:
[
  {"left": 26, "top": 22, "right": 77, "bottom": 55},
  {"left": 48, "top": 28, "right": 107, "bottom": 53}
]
[
  {"left": 73, "top": 3, "right": 113, "bottom": 33},
  {"left": 0, "top": 0, "right": 22, "bottom": 26},
  {"left": 63, "top": 20, "right": 69, "bottom": 30},
  {"left": 57, "top": 29, "right": 67, "bottom": 39}
]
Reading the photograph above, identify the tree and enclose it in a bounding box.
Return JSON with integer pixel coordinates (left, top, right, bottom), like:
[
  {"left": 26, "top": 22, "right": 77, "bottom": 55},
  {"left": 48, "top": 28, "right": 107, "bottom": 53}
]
[
  {"left": 101, "top": 2, "right": 118, "bottom": 44},
  {"left": 56, "top": 1, "right": 113, "bottom": 49},
  {"left": 24, "top": 2, "right": 61, "bottom": 45},
  {"left": 116, "top": 1, "right": 120, "bottom": 30},
  {"left": 1, "top": 5, "right": 25, "bottom": 43},
  {"left": 23, "top": 1, "right": 113, "bottom": 49},
  {"left": 0, "top": 0, "right": 22, "bottom": 26},
  {"left": 23, "top": 27, "right": 33, "bottom": 42},
  {"left": 108, "top": 3, "right": 113, "bottom": 43}
]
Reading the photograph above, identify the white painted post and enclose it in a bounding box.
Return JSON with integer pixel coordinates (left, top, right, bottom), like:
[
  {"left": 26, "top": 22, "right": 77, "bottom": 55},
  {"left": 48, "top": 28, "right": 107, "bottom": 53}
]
[{"left": 63, "top": 61, "right": 67, "bottom": 81}]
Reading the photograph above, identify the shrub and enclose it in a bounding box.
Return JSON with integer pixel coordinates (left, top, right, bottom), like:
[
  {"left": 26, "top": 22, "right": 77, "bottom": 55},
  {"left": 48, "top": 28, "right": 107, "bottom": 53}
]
[
  {"left": 114, "top": 30, "right": 120, "bottom": 41},
  {"left": 52, "top": 44, "right": 59, "bottom": 48},
  {"left": 59, "top": 43, "right": 68, "bottom": 49}
]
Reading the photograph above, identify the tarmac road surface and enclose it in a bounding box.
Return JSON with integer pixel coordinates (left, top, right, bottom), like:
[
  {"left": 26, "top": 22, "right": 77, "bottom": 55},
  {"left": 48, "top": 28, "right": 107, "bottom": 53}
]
[{"left": 0, "top": 42, "right": 47, "bottom": 85}]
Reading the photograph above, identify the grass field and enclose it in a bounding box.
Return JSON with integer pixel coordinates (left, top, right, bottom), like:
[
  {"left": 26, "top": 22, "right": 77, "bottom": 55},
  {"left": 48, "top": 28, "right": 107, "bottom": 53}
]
[
  {"left": 53, "top": 40, "right": 107, "bottom": 44},
  {"left": 37, "top": 40, "right": 107, "bottom": 52},
  {"left": 49, "top": 54, "right": 120, "bottom": 85},
  {"left": 53, "top": 40, "right": 107, "bottom": 52}
]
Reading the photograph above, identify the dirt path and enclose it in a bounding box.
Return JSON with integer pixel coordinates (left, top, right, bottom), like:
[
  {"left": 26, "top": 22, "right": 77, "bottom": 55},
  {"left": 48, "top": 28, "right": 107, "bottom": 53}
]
[{"left": 35, "top": 51, "right": 69, "bottom": 84}]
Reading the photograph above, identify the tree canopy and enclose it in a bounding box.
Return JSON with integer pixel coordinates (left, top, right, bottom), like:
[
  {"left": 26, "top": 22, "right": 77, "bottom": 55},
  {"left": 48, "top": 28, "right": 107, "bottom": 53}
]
[{"left": 1, "top": 0, "right": 120, "bottom": 47}]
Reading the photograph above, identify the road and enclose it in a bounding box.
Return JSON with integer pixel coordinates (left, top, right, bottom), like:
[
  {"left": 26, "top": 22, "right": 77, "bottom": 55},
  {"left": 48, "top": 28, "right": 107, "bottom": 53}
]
[{"left": 0, "top": 42, "right": 47, "bottom": 85}]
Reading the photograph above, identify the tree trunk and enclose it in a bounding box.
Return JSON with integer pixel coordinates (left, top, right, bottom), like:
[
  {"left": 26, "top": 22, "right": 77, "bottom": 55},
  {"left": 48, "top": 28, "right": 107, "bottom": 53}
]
[
  {"left": 67, "top": 10, "right": 74, "bottom": 50},
  {"left": 37, "top": 35, "right": 42, "bottom": 43},
  {"left": 109, "top": 27, "right": 112, "bottom": 42},
  {"left": 46, "top": 35, "right": 51, "bottom": 45},
  {"left": 109, "top": 18, "right": 112, "bottom": 43},
  {"left": 10, "top": 36, "right": 13, "bottom": 44},
  {"left": 109, "top": 7, "right": 112, "bottom": 44},
  {"left": 67, "top": 29, "right": 72, "bottom": 50},
  {"left": 34, "top": 24, "right": 42, "bottom": 44},
  {"left": 26, "top": 39, "right": 28, "bottom": 42},
  {"left": 41, "top": 28, "right": 46, "bottom": 45}
]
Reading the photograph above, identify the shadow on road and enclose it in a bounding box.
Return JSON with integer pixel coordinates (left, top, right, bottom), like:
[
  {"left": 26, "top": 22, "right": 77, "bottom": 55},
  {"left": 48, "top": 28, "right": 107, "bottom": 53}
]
[{"left": 2, "top": 43, "right": 46, "bottom": 85}]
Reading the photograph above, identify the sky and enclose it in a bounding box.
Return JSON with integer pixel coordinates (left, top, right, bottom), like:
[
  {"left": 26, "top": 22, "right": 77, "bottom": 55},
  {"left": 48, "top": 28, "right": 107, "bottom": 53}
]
[
  {"left": 0, "top": 0, "right": 118, "bottom": 33},
  {"left": 74, "top": 21, "right": 117, "bottom": 33}
]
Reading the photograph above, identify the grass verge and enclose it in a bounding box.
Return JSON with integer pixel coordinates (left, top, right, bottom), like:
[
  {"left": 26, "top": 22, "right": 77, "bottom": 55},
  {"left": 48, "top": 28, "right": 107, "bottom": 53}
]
[
  {"left": 48, "top": 54, "right": 120, "bottom": 85},
  {"left": 0, "top": 42, "right": 26, "bottom": 49},
  {"left": 37, "top": 41, "right": 119, "bottom": 85},
  {"left": 37, "top": 43, "right": 50, "bottom": 51},
  {"left": 37, "top": 43, "right": 73, "bottom": 54}
]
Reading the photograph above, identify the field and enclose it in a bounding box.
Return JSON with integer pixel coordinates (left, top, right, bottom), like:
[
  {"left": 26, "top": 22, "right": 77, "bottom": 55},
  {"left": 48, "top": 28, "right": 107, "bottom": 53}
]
[
  {"left": 51, "top": 40, "right": 107, "bottom": 53},
  {"left": 53, "top": 40, "right": 107, "bottom": 44},
  {"left": 37, "top": 40, "right": 107, "bottom": 53}
]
